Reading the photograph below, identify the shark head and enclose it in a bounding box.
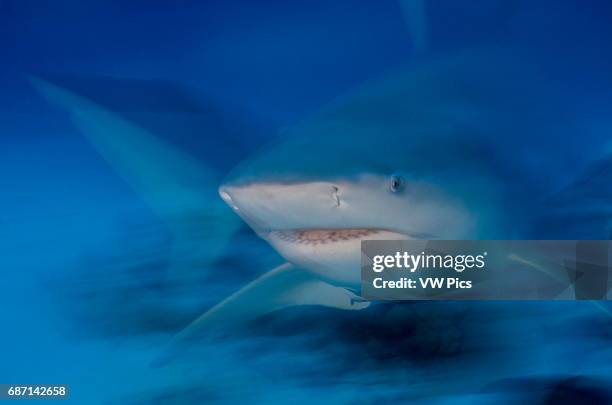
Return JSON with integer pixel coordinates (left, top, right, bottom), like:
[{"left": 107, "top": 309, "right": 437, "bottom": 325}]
[
  {"left": 217, "top": 54, "right": 549, "bottom": 286},
  {"left": 218, "top": 117, "right": 515, "bottom": 286},
  {"left": 219, "top": 173, "right": 474, "bottom": 286}
]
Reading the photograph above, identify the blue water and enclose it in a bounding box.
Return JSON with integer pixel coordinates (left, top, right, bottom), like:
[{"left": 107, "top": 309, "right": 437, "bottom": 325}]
[{"left": 1, "top": 1, "right": 612, "bottom": 403}]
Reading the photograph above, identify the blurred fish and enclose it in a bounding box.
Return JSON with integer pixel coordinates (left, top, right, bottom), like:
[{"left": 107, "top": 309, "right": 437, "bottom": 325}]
[
  {"left": 187, "top": 46, "right": 612, "bottom": 334},
  {"left": 28, "top": 2, "right": 612, "bottom": 346}
]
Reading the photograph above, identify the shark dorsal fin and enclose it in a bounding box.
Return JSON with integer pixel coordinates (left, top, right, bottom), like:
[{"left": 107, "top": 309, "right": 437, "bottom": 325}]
[{"left": 399, "top": 0, "right": 429, "bottom": 54}]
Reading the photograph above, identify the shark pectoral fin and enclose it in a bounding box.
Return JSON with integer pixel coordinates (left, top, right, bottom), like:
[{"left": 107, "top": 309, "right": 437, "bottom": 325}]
[
  {"left": 174, "top": 263, "right": 369, "bottom": 342},
  {"left": 287, "top": 279, "right": 369, "bottom": 310},
  {"left": 29, "top": 76, "right": 241, "bottom": 274}
]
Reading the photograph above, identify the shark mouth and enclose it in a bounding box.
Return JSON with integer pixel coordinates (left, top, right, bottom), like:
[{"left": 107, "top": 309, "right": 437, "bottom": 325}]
[{"left": 269, "top": 228, "right": 384, "bottom": 245}]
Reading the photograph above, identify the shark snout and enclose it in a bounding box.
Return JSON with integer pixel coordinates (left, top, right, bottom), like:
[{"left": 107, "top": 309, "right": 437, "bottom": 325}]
[
  {"left": 219, "top": 186, "right": 239, "bottom": 211},
  {"left": 218, "top": 181, "right": 344, "bottom": 231}
]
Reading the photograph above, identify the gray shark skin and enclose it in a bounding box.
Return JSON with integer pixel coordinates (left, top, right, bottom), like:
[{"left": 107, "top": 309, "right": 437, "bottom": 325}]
[{"left": 181, "top": 48, "right": 611, "bottom": 336}]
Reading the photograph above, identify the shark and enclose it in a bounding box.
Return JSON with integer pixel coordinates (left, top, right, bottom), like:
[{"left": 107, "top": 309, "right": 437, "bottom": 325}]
[
  {"left": 29, "top": 3, "right": 612, "bottom": 342},
  {"left": 175, "top": 47, "right": 612, "bottom": 338}
]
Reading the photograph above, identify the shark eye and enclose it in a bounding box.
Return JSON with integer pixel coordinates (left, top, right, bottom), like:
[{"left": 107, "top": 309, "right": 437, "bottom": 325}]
[{"left": 389, "top": 174, "right": 404, "bottom": 193}]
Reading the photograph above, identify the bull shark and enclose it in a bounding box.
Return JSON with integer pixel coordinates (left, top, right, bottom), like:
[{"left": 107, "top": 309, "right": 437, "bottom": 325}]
[
  {"left": 176, "top": 48, "right": 611, "bottom": 338},
  {"left": 29, "top": 2, "right": 612, "bottom": 342}
]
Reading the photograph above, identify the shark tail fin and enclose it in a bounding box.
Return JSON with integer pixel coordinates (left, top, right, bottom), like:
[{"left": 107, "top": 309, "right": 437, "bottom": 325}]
[{"left": 172, "top": 263, "right": 369, "bottom": 343}]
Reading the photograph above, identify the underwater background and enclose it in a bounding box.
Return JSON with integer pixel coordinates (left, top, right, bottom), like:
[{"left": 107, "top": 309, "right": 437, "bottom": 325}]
[{"left": 2, "top": 0, "right": 612, "bottom": 403}]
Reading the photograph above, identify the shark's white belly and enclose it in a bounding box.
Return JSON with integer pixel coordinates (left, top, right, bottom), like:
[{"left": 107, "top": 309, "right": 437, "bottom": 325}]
[{"left": 265, "top": 229, "right": 411, "bottom": 286}]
